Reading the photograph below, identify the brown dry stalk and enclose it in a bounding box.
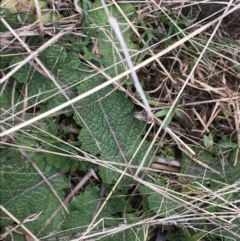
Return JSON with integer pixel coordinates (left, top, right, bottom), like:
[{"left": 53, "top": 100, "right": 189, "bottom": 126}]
[{"left": 18, "top": 0, "right": 36, "bottom": 13}]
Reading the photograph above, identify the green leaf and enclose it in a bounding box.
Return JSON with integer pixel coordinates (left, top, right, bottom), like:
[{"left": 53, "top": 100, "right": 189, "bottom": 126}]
[
  {"left": 0, "top": 8, "right": 20, "bottom": 31},
  {"left": 101, "top": 228, "right": 144, "bottom": 241},
  {"left": 15, "top": 125, "right": 82, "bottom": 171},
  {"left": 0, "top": 54, "right": 15, "bottom": 69},
  {"left": 74, "top": 76, "right": 152, "bottom": 184},
  {"left": 89, "top": 1, "right": 135, "bottom": 27},
  {"left": 163, "top": 100, "right": 180, "bottom": 128},
  {"left": 88, "top": 1, "right": 138, "bottom": 77},
  {"left": 219, "top": 141, "right": 238, "bottom": 149},
  {"left": 223, "top": 218, "right": 240, "bottom": 241},
  {"left": 166, "top": 228, "right": 190, "bottom": 241},
  {"left": 0, "top": 149, "right": 70, "bottom": 237},
  {"left": 181, "top": 150, "right": 222, "bottom": 188},
  {"left": 139, "top": 179, "right": 184, "bottom": 217},
  {"left": 9, "top": 45, "right": 81, "bottom": 110},
  {"left": 0, "top": 84, "right": 24, "bottom": 131},
  {"left": 10, "top": 56, "right": 37, "bottom": 84},
  {"left": 0, "top": 83, "right": 23, "bottom": 112},
  {"left": 62, "top": 185, "right": 101, "bottom": 232},
  {"left": 44, "top": 144, "right": 83, "bottom": 171},
  {"left": 148, "top": 191, "right": 183, "bottom": 217},
  {"left": 62, "top": 185, "right": 123, "bottom": 235},
  {"left": 181, "top": 147, "right": 240, "bottom": 187},
  {"left": 154, "top": 109, "right": 169, "bottom": 117},
  {"left": 40, "top": 45, "right": 68, "bottom": 69},
  {"left": 203, "top": 133, "right": 214, "bottom": 150},
  {"left": 154, "top": 104, "right": 180, "bottom": 128}
]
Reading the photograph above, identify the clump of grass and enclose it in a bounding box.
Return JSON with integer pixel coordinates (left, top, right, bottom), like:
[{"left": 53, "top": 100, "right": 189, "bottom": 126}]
[{"left": 0, "top": 1, "right": 239, "bottom": 240}]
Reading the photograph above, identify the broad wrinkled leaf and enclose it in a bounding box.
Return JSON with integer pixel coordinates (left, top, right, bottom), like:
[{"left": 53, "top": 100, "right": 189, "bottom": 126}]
[{"left": 74, "top": 76, "right": 152, "bottom": 184}]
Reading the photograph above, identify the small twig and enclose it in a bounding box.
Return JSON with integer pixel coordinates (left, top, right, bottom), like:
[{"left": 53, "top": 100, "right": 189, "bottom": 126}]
[{"left": 150, "top": 163, "right": 179, "bottom": 173}]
